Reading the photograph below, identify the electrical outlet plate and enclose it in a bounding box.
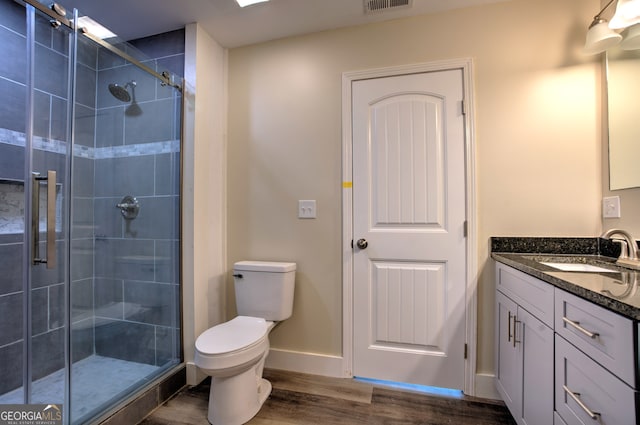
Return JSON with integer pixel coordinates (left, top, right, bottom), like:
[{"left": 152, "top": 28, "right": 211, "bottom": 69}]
[{"left": 602, "top": 196, "right": 621, "bottom": 218}]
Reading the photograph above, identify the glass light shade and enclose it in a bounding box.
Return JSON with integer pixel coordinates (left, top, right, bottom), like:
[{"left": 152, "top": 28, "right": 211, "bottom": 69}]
[
  {"left": 610, "top": 0, "right": 640, "bottom": 29},
  {"left": 621, "top": 24, "right": 640, "bottom": 49},
  {"left": 584, "top": 21, "right": 623, "bottom": 54}
]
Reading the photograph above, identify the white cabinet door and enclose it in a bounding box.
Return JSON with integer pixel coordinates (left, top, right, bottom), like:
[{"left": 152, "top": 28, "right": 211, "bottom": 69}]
[
  {"left": 519, "top": 307, "right": 554, "bottom": 425},
  {"left": 495, "top": 290, "right": 521, "bottom": 417},
  {"left": 496, "top": 264, "right": 555, "bottom": 425}
]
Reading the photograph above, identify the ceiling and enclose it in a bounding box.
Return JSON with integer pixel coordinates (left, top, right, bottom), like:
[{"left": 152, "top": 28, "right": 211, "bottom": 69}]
[{"left": 59, "top": 0, "right": 509, "bottom": 48}]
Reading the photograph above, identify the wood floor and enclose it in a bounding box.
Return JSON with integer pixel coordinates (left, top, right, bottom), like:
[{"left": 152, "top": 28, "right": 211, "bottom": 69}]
[{"left": 140, "top": 369, "right": 516, "bottom": 425}]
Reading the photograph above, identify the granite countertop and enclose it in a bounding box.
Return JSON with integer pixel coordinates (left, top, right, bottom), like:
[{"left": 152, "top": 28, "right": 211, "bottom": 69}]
[{"left": 491, "top": 237, "right": 640, "bottom": 321}]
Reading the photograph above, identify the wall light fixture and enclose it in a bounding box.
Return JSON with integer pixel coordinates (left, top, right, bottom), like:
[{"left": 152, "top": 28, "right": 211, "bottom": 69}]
[{"left": 584, "top": 0, "right": 640, "bottom": 54}]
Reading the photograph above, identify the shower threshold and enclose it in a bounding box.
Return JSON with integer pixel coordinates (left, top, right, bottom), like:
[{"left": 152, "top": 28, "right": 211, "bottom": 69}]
[{"left": 0, "top": 355, "right": 159, "bottom": 422}]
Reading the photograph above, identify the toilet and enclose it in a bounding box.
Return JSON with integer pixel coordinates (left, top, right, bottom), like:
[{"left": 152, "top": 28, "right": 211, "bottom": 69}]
[{"left": 194, "top": 261, "right": 296, "bottom": 425}]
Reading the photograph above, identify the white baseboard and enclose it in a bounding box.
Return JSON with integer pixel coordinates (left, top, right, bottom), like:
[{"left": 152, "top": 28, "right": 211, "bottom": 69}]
[
  {"left": 474, "top": 373, "right": 500, "bottom": 400},
  {"left": 265, "top": 348, "right": 347, "bottom": 378},
  {"left": 192, "top": 353, "right": 501, "bottom": 402}
]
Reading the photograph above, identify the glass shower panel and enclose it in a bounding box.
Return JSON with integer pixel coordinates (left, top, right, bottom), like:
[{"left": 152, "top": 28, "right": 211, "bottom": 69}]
[
  {"left": 0, "top": 1, "right": 71, "bottom": 407},
  {"left": 69, "top": 29, "right": 181, "bottom": 423},
  {"left": 0, "top": 0, "right": 28, "bottom": 403}
]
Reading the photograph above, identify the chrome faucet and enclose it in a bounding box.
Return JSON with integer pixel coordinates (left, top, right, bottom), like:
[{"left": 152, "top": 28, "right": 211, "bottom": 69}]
[{"left": 600, "top": 228, "right": 640, "bottom": 270}]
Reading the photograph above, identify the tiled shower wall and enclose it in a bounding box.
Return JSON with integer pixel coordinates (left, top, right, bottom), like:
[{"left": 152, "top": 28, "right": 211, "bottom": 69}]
[
  {"left": 74, "top": 29, "right": 184, "bottom": 367},
  {"left": 0, "top": 0, "right": 183, "bottom": 395}
]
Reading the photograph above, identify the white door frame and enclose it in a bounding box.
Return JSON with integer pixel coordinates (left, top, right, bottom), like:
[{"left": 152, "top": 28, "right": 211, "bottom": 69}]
[{"left": 341, "top": 58, "right": 478, "bottom": 395}]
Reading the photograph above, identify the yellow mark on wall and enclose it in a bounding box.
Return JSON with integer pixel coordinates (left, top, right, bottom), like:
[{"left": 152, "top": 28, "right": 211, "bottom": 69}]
[{"left": 342, "top": 182, "right": 352, "bottom": 188}]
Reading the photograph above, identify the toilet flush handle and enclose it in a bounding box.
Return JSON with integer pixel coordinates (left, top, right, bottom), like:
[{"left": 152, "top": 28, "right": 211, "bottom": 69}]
[{"left": 233, "top": 273, "right": 243, "bottom": 278}]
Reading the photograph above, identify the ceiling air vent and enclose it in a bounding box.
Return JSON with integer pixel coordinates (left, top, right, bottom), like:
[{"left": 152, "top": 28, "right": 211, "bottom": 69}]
[{"left": 364, "top": 0, "right": 412, "bottom": 15}]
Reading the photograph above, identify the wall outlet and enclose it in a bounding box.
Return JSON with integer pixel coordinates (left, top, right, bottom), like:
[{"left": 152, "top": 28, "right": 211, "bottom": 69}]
[
  {"left": 602, "top": 196, "right": 621, "bottom": 218},
  {"left": 298, "top": 200, "right": 316, "bottom": 219}
]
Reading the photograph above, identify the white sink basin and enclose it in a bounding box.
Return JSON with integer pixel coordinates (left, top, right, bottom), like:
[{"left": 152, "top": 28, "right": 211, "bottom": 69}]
[{"left": 540, "top": 262, "right": 617, "bottom": 273}]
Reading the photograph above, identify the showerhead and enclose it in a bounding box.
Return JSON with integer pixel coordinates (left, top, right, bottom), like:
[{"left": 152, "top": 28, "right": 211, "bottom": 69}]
[
  {"left": 108, "top": 83, "right": 131, "bottom": 102},
  {"left": 108, "top": 81, "right": 142, "bottom": 116}
]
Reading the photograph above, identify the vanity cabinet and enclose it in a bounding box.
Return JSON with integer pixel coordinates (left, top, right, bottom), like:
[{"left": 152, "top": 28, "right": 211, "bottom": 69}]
[
  {"left": 495, "top": 262, "right": 639, "bottom": 425},
  {"left": 495, "top": 264, "right": 554, "bottom": 425}
]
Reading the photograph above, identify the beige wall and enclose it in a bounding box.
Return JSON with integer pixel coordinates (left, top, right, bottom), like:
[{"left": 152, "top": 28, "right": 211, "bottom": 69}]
[
  {"left": 183, "top": 23, "right": 227, "bottom": 385},
  {"left": 226, "top": 0, "right": 603, "bottom": 384}
]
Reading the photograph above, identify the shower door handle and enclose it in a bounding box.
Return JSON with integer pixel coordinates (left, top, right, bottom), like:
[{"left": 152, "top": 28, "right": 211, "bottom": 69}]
[{"left": 32, "top": 171, "right": 56, "bottom": 269}]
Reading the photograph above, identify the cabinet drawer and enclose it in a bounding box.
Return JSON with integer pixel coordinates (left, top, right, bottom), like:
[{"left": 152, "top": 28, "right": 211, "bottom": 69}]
[
  {"left": 554, "top": 411, "right": 568, "bottom": 425},
  {"left": 496, "top": 263, "right": 554, "bottom": 327},
  {"left": 555, "top": 288, "right": 635, "bottom": 387},
  {"left": 555, "top": 335, "right": 637, "bottom": 425}
]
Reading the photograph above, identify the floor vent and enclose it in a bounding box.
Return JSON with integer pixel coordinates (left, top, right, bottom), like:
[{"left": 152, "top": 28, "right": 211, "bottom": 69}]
[{"left": 364, "top": 0, "right": 412, "bottom": 14}]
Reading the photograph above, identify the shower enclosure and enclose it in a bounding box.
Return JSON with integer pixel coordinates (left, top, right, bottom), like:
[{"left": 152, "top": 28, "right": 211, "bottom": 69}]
[{"left": 0, "top": 0, "right": 182, "bottom": 423}]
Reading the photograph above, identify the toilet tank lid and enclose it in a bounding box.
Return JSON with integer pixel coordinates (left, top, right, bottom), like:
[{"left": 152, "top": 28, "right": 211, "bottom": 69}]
[{"left": 234, "top": 261, "right": 296, "bottom": 272}]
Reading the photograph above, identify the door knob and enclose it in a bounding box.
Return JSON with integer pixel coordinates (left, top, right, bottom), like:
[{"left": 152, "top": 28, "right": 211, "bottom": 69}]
[{"left": 356, "top": 238, "right": 368, "bottom": 249}]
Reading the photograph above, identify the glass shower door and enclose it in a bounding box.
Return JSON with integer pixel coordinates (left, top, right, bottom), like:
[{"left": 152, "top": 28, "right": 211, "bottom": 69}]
[
  {"left": 0, "top": 2, "right": 182, "bottom": 422},
  {"left": 29, "top": 4, "right": 71, "bottom": 407},
  {"left": 68, "top": 20, "right": 182, "bottom": 423}
]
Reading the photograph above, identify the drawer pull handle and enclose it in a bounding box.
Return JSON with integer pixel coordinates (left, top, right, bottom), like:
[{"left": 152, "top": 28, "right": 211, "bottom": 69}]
[
  {"left": 563, "top": 385, "right": 600, "bottom": 420},
  {"left": 507, "top": 311, "right": 513, "bottom": 342},
  {"left": 562, "top": 317, "right": 599, "bottom": 339}
]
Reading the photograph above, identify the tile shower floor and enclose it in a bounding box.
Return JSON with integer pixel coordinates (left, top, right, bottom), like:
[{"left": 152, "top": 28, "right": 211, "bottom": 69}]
[{"left": 0, "top": 355, "right": 158, "bottom": 421}]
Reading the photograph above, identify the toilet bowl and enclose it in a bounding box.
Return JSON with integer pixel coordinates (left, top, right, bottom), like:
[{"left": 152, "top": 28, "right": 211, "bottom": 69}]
[
  {"left": 195, "top": 317, "right": 275, "bottom": 425},
  {"left": 194, "top": 261, "right": 296, "bottom": 425}
]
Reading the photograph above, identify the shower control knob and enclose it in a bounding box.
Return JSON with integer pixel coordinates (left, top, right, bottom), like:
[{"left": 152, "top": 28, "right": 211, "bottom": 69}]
[
  {"left": 116, "top": 195, "right": 140, "bottom": 220},
  {"left": 356, "top": 238, "right": 368, "bottom": 249}
]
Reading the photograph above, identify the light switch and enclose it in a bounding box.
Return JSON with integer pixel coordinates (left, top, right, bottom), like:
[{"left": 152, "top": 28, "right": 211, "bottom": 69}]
[
  {"left": 603, "top": 196, "right": 621, "bottom": 218},
  {"left": 298, "top": 200, "right": 316, "bottom": 219}
]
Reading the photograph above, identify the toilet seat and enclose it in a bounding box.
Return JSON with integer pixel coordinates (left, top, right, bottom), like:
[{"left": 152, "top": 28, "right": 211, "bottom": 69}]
[
  {"left": 195, "top": 316, "right": 270, "bottom": 372},
  {"left": 197, "top": 316, "right": 269, "bottom": 354}
]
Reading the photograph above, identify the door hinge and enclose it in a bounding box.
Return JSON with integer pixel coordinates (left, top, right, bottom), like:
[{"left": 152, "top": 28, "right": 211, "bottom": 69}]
[
  {"left": 351, "top": 239, "right": 354, "bottom": 249},
  {"left": 463, "top": 220, "right": 468, "bottom": 238},
  {"left": 464, "top": 343, "right": 468, "bottom": 359},
  {"left": 461, "top": 99, "right": 467, "bottom": 116}
]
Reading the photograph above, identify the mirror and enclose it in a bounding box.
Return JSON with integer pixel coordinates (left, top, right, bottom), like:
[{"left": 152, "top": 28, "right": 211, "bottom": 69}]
[{"left": 607, "top": 46, "right": 640, "bottom": 190}]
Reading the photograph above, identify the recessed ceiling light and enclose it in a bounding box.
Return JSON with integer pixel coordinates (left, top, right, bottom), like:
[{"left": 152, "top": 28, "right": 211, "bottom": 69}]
[
  {"left": 236, "top": 0, "right": 269, "bottom": 7},
  {"left": 77, "top": 16, "right": 117, "bottom": 39}
]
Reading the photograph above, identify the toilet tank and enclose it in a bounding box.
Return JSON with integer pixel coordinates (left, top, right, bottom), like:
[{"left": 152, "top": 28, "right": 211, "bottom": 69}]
[{"left": 233, "top": 261, "right": 296, "bottom": 321}]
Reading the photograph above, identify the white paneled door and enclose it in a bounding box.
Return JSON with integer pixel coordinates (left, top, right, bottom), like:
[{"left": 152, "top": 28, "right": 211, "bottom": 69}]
[{"left": 352, "top": 69, "right": 467, "bottom": 389}]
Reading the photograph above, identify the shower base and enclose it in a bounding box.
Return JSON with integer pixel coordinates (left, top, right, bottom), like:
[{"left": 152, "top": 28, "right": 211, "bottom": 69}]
[{"left": 0, "top": 355, "right": 158, "bottom": 421}]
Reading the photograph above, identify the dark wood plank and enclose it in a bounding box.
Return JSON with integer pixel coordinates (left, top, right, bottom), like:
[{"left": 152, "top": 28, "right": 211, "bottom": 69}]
[
  {"left": 263, "top": 369, "right": 373, "bottom": 404},
  {"left": 369, "top": 387, "right": 517, "bottom": 425},
  {"left": 248, "top": 387, "right": 374, "bottom": 425}
]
